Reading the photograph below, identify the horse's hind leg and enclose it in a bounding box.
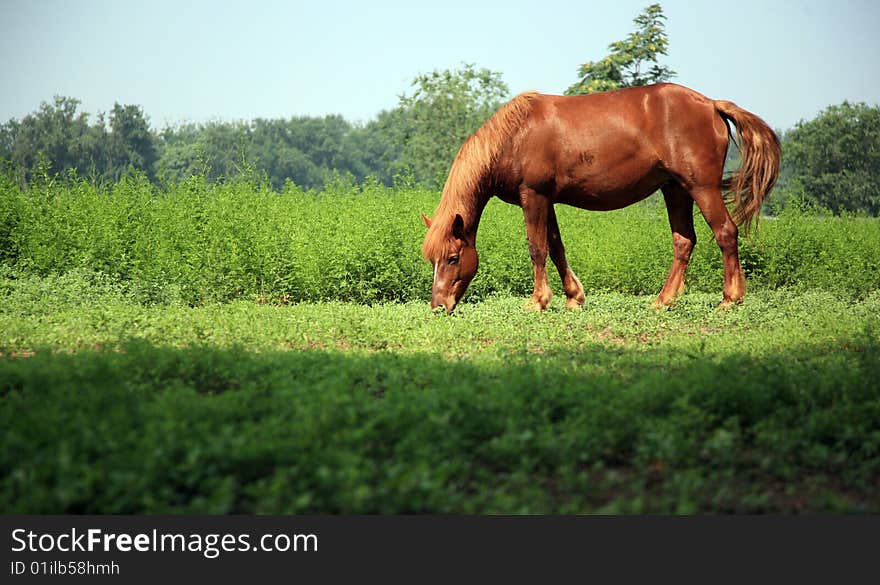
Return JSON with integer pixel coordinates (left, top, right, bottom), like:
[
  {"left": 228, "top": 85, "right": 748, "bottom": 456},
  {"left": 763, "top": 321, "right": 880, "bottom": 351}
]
[
  {"left": 691, "top": 187, "right": 746, "bottom": 305},
  {"left": 548, "top": 205, "right": 585, "bottom": 309},
  {"left": 654, "top": 182, "right": 696, "bottom": 308}
]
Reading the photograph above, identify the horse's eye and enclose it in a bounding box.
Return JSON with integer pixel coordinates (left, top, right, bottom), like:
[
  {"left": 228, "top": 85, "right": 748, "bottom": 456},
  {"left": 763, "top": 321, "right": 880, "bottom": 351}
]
[{"left": 448, "top": 256, "right": 459, "bottom": 265}]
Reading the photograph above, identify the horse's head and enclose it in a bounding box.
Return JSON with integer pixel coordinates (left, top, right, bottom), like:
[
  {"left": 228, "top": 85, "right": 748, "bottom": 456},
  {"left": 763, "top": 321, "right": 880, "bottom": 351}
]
[{"left": 421, "top": 212, "right": 478, "bottom": 314}]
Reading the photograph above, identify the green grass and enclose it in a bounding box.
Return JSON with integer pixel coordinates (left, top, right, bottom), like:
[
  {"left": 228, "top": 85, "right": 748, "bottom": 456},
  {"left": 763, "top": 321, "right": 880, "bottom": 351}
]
[
  {"left": 1, "top": 176, "right": 878, "bottom": 513},
  {"left": 1, "top": 271, "right": 878, "bottom": 513}
]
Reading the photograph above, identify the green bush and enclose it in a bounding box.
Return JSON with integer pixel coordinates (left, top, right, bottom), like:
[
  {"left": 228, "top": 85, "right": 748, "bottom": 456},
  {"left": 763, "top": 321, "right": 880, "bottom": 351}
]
[{"left": 1, "top": 174, "right": 878, "bottom": 305}]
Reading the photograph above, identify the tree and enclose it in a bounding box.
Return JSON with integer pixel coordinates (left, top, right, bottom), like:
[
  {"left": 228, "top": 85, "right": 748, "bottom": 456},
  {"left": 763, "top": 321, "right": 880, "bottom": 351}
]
[
  {"left": 393, "top": 63, "right": 509, "bottom": 186},
  {"left": 155, "top": 115, "right": 388, "bottom": 190},
  {"left": 345, "top": 112, "right": 400, "bottom": 185},
  {"left": 0, "top": 97, "right": 163, "bottom": 184},
  {"left": 565, "top": 3, "right": 675, "bottom": 95},
  {"left": 780, "top": 102, "right": 880, "bottom": 215},
  {"left": 250, "top": 118, "right": 327, "bottom": 189},
  {"left": 156, "top": 121, "right": 252, "bottom": 184},
  {"left": 0, "top": 96, "right": 105, "bottom": 183},
  {"left": 108, "top": 103, "right": 158, "bottom": 181}
]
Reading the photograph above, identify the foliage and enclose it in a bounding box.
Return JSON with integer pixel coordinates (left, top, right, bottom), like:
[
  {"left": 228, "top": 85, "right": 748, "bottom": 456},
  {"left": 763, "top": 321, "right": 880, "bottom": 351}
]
[
  {"left": 391, "top": 63, "right": 510, "bottom": 186},
  {"left": 565, "top": 4, "right": 675, "bottom": 95},
  {"left": 1, "top": 98, "right": 396, "bottom": 191},
  {"left": 0, "top": 97, "right": 157, "bottom": 184},
  {"left": 155, "top": 116, "right": 379, "bottom": 190},
  {"left": 0, "top": 64, "right": 512, "bottom": 192},
  {"left": 107, "top": 103, "right": 159, "bottom": 181},
  {"left": 779, "top": 102, "right": 880, "bottom": 215},
  {"left": 1, "top": 176, "right": 878, "bottom": 306}
]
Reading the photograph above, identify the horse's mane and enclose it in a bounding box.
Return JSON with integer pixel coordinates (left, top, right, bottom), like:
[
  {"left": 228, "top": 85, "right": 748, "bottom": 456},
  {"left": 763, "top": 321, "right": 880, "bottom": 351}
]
[{"left": 422, "top": 91, "right": 539, "bottom": 260}]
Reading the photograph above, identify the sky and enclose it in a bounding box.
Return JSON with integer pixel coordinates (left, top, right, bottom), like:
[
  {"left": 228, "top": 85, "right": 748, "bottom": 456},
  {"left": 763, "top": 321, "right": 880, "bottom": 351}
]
[{"left": 1, "top": 0, "right": 878, "bottom": 132}]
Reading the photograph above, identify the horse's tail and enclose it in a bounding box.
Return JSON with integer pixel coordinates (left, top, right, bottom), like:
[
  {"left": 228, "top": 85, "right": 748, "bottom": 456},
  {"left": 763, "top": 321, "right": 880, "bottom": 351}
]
[{"left": 715, "top": 100, "right": 781, "bottom": 237}]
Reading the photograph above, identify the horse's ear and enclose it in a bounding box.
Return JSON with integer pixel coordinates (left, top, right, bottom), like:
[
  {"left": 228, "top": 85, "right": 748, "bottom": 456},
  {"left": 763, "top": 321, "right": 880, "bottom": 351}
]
[
  {"left": 421, "top": 213, "right": 432, "bottom": 228},
  {"left": 452, "top": 214, "right": 465, "bottom": 240}
]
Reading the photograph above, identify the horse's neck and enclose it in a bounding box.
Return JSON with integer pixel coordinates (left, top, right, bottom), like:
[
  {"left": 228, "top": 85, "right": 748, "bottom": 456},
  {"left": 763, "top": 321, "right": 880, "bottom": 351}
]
[{"left": 443, "top": 182, "right": 491, "bottom": 243}]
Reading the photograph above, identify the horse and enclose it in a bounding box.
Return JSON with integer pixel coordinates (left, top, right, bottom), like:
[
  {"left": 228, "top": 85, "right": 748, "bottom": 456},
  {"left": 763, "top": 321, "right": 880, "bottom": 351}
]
[{"left": 421, "top": 82, "right": 780, "bottom": 313}]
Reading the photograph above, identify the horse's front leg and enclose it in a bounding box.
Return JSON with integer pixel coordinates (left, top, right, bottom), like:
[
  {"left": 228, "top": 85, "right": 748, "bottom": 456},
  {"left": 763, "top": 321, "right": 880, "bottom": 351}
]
[
  {"left": 547, "top": 205, "right": 585, "bottom": 309},
  {"left": 521, "top": 189, "right": 553, "bottom": 311}
]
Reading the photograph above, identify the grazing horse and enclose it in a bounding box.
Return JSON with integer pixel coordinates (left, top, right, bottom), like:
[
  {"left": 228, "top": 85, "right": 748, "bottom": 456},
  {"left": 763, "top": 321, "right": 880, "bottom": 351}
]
[{"left": 421, "top": 83, "right": 780, "bottom": 313}]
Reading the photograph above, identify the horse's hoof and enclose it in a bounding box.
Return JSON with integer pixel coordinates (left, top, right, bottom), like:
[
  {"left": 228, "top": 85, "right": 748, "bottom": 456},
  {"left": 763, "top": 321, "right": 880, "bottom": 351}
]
[
  {"left": 716, "top": 298, "right": 743, "bottom": 311},
  {"left": 565, "top": 297, "right": 584, "bottom": 310},
  {"left": 651, "top": 298, "right": 673, "bottom": 310},
  {"left": 524, "top": 297, "right": 549, "bottom": 312}
]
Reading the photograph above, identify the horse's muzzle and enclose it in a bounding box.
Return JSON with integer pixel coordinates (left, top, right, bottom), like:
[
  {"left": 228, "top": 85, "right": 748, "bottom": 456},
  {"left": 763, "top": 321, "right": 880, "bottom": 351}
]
[{"left": 430, "top": 297, "right": 456, "bottom": 314}]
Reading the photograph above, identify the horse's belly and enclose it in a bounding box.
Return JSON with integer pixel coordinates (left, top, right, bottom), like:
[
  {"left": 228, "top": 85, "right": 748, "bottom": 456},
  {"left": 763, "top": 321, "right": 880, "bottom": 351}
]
[{"left": 554, "top": 169, "right": 668, "bottom": 211}]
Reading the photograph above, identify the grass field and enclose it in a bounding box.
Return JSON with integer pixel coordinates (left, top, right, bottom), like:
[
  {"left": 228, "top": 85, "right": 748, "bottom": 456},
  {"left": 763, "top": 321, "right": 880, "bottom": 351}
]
[{"left": 1, "top": 176, "right": 879, "bottom": 513}]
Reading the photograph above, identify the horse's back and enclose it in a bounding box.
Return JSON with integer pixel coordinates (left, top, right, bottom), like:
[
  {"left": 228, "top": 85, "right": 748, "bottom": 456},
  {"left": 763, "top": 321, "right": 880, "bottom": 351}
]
[
  {"left": 507, "top": 84, "right": 729, "bottom": 206},
  {"left": 534, "top": 84, "right": 722, "bottom": 150}
]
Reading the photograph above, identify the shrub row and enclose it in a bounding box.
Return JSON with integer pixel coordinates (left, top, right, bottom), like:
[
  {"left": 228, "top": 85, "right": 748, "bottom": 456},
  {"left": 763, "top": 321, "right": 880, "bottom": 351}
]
[{"left": 1, "top": 174, "right": 878, "bottom": 304}]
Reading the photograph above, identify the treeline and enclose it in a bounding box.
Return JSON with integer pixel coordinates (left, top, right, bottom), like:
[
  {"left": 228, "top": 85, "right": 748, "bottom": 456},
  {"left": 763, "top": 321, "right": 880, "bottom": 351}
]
[
  {"left": 0, "top": 98, "right": 161, "bottom": 185},
  {"left": 156, "top": 113, "right": 399, "bottom": 189},
  {"left": 0, "top": 64, "right": 507, "bottom": 191},
  {"left": 1, "top": 65, "right": 879, "bottom": 215},
  {"left": 0, "top": 96, "right": 400, "bottom": 190}
]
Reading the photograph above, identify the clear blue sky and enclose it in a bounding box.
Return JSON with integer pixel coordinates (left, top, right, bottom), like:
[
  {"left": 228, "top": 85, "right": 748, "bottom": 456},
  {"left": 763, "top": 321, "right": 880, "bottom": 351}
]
[{"left": 1, "top": 0, "right": 878, "bottom": 131}]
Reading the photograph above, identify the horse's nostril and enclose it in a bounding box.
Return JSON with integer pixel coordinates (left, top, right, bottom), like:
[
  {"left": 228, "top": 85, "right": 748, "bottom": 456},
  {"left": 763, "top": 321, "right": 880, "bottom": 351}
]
[{"left": 432, "top": 304, "right": 446, "bottom": 314}]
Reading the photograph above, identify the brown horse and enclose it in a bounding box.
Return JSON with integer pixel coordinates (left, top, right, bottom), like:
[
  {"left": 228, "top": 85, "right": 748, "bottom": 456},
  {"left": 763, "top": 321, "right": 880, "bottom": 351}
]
[{"left": 421, "top": 83, "right": 780, "bottom": 313}]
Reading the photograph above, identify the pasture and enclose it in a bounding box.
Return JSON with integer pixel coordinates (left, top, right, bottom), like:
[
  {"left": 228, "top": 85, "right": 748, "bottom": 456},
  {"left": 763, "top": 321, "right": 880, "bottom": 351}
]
[{"left": 1, "top": 175, "right": 879, "bottom": 513}]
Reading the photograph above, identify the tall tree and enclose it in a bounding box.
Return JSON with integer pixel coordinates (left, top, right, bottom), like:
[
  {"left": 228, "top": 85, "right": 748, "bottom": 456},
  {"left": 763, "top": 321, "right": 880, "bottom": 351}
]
[
  {"left": 108, "top": 103, "right": 158, "bottom": 180},
  {"left": 393, "top": 64, "right": 509, "bottom": 186},
  {"left": 565, "top": 3, "right": 675, "bottom": 95},
  {"left": 781, "top": 102, "right": 880, "bottom": 215}
]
